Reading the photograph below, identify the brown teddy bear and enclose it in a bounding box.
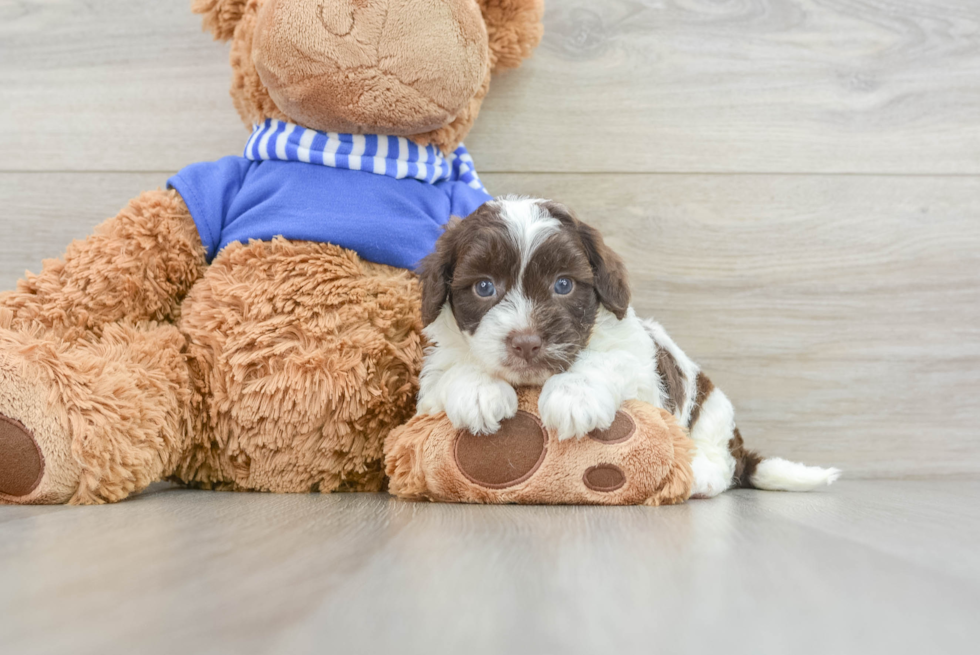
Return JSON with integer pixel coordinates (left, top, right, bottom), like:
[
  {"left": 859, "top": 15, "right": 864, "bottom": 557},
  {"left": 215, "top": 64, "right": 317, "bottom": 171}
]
[{"left": 0, "top": 0, "right": 544, "bottom": 505}]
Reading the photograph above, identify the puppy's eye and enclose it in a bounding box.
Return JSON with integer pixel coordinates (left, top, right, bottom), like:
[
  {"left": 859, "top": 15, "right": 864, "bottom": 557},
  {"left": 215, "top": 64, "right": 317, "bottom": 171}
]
[
  {"left": 554, "top": 277, "right": 574, "bottom": 295},
  {"left": 474, "top": 279, "right": 497, "bottom": 298}
]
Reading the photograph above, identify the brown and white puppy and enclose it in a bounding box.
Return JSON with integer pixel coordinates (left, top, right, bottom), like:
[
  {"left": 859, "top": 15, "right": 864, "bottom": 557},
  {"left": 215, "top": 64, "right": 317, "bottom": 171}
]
[{"left": 416, "top": 197, "right": 840, "bottom": 497}]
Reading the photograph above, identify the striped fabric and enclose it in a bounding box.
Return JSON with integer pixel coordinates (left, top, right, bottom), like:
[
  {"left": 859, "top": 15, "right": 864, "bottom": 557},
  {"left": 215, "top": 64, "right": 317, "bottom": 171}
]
[{"left": 244, "top": 118, "right": 487, "bottom": 193}]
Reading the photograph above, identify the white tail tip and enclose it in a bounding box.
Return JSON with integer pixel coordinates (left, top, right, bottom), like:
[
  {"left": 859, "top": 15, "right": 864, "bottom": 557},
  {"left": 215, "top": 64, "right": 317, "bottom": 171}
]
[{"left": 750, "top": 457, "right": 841, "bottom": 492}]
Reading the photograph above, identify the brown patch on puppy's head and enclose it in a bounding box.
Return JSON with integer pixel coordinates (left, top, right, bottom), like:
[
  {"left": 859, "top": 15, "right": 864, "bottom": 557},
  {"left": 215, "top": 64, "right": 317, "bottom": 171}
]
[
  {"left": 539, "top": 201, "right": 631, "bottom": 320},
  {"left": 418, "top": 208, "right": 519, "bottom": 328}
]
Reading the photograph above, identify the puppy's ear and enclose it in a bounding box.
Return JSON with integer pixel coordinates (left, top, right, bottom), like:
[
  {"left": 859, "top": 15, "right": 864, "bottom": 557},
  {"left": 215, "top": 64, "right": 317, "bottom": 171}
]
[
  {"left": 542, "top": 202, "right": 631, "bottom": 320},
  {"left": 578, "top": 221, "right": 631, "bottom": 320},
  {"left": 417, "top": 217, "right": 464, "bottom": 326}
]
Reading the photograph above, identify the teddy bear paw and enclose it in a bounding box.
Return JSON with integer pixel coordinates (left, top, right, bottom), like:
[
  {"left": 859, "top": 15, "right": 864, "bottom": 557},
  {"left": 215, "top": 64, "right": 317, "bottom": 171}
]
[
  {"left": 0, "top": 415, "right": 44, "bottom": 501},
  {"left": 0, "top": 349, "right": 81, "bottom": 505},
  {"left": 455, "top": 411, "right": 547, "bottom": 489}
]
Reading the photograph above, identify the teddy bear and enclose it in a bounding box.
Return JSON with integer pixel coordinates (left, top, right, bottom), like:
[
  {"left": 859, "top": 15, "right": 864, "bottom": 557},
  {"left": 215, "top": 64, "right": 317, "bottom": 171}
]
[{"left": 0, "top": 0, "right": 544, "bottom": 505}]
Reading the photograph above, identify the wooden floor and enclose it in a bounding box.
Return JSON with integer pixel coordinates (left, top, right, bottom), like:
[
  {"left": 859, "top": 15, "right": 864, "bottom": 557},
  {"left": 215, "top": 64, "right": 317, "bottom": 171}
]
[
  {"left": 0, "top": 480, "right": 977, "bottom": 654},
  {"left": 1, "top": 2, "right": 979, "bottom": 652}
]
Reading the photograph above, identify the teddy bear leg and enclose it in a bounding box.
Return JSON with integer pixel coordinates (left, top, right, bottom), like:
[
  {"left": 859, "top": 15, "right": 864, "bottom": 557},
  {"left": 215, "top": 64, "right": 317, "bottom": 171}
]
[
  {"left": 0, "top": 321, "right": 194, "bottom": 505},
  {"left": 0, "top": 188, "right": 204, "bottom": 504},
  {"left": 0, "top": 188, "right": 206, "bottom": 340},
  {"left": 171, "top": 240, "right": 423, "bottom": 495}
]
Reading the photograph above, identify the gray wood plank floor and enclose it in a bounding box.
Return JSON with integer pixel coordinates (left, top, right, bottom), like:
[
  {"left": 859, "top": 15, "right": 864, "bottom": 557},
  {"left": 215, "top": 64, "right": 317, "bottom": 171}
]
[{"left": 1, "top": 481, "right": 978, "bottom": 655}]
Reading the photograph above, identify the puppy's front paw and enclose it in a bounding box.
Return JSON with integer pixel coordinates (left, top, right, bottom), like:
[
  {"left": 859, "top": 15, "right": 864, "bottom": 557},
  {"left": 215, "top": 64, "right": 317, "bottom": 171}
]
[
  {"left": 444, "top": 377, "right": 519, "bottom": 435},
  {"left": 539, "top": 373, "right": 619, "bottom": 441}
]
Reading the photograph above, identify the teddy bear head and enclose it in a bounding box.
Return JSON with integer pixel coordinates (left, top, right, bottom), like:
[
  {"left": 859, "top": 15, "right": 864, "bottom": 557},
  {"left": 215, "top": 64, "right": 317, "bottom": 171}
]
[{"left": 194, "top": 0, "right": 544, "bottom": 154}]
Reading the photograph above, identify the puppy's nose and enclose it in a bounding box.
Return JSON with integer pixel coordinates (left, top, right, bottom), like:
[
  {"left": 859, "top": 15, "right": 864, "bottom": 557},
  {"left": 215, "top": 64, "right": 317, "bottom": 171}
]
[{"left": 507, "top": 332, "right": 543, "bottom": 363}]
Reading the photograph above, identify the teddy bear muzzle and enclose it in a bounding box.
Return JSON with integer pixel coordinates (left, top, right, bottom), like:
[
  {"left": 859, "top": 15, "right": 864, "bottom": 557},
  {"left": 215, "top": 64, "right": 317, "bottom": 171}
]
[{"left": 252, "top": 0, "right": 490, "bottom": 136}]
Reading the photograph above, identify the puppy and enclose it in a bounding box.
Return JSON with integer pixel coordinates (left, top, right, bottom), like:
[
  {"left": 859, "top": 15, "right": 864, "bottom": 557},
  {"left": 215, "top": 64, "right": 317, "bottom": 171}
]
[{"left": 416, "top": 197, "right": 840, "bottom": 497}]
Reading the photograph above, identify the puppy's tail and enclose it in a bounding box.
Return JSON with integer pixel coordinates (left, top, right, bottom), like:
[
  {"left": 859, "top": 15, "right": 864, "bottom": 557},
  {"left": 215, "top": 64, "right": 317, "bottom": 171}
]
[{"left": 730, "top": 429, "right": 841, "bottom": 492}]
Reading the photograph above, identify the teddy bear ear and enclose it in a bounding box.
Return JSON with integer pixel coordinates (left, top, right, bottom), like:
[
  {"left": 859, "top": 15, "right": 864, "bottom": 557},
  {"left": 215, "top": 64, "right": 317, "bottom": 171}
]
[
  {"left": 192, "top": 0, "right": 249, "bottom": 41},
  {"left": 477, "top": 0, "right": 545, "bottom": 71}
]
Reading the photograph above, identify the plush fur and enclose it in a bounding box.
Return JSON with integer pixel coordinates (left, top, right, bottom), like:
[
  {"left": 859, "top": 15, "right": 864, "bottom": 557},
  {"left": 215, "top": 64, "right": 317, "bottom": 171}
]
[
  {"left": 252, "top": 0, "right": 490, "bottom": 137},
  {"left": 0, "top": 0, "right": 544, "bottom": 505},
  {"left": 198, "top": 0, "right": 542, "bottom": 156}
]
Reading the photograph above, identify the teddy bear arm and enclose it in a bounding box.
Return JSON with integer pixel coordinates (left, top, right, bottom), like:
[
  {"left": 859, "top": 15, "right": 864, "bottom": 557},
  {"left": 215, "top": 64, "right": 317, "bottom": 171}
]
[{"left": 0, "top": 188, "right": 207, "bottom": 340}]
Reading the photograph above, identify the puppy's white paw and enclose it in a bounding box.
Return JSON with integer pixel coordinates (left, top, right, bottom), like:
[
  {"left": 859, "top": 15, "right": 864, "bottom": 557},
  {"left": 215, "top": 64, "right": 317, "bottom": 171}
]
[
  {"left": 539, "top": 373, "right": 619, "bottom": 441},
  {"left": 689, "top": 452, "right": 734, "bottom": 498},
  {"left": 444, "top": 377, "right": 519, "bottom": 435}
]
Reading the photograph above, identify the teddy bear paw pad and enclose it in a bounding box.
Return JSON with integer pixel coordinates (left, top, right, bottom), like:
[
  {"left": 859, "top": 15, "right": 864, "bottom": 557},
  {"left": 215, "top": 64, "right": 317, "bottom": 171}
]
[
  {"left": 0, "top": 415, "right": 44, "bottom": 498},
  {"left": 454, "top": 411, "right": 547, "bottom": 489},
  {"left": 587, "top": 411, "right": 636, "bottom": 444},
  {"left": 583, "top": 464, "right": 627, "bottom": 492}
]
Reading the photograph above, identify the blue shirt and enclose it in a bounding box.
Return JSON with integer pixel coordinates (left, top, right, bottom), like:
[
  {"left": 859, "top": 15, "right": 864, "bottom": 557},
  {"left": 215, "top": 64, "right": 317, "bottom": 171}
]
[{"left": 167, "top": 121, "right": 492, "bottom": 270}]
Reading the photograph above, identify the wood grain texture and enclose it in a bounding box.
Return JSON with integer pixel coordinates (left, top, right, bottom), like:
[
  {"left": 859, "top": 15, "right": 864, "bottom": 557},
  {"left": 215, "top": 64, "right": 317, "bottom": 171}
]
[
  {"left": 2, "top": 0, "right": 979, "bottom": 173},
  {"left": 0, "top": 483, "right": 978, "bottom": 655},
  {"left": 2, "top": 172, "right": 978, "bottom": 478},
  {"left": 485, "top": 173, "right": 980, "bottom": 478}
]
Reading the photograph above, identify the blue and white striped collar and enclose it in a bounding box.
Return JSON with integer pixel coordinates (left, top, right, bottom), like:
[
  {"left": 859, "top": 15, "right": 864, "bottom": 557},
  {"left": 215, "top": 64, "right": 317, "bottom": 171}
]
[{"left": 244, "top": 118, "right": 487, "bottom": 192}]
